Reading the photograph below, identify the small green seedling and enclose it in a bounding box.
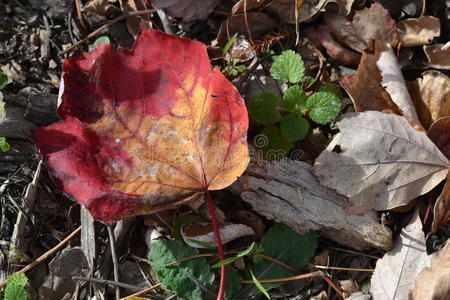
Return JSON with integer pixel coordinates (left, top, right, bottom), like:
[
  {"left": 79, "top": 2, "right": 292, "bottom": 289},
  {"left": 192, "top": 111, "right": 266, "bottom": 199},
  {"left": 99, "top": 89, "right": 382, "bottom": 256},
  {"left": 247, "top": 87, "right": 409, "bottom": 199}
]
[
  {"left": 222, "top": 33, "right": 246, "bottom": 76},
  {"left": 248, "top": 50, "right": 342, "bottom": 160},
  {"left": 2, "top": 273, "right": 30, "bottom": 300}
]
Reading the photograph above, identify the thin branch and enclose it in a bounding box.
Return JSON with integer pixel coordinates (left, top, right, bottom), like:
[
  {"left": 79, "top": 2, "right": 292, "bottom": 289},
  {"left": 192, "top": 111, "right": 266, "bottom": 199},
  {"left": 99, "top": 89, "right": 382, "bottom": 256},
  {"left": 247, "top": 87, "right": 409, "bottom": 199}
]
[
  {"left": 73, "top": 276, "right": 141, "bottom": 291},
  {"left": 59, "top": 9, "right": 155, "bottom": 55},
  {"left": 0, "top": 226, "right": 81, "bottom": 289},
  {"left": 120, "top": 283, "right": 162, "bottom": 300},
  {"left": 107, "top": 224, "right": 120, "bottom": 300}
]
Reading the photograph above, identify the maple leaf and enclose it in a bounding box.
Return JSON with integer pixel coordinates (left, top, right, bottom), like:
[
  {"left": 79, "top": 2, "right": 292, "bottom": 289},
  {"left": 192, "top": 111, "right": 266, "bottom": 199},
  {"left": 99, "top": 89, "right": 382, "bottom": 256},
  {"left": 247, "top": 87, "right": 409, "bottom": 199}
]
[{"left": 32, "top": 29, "right": 249, "bottom": 222}]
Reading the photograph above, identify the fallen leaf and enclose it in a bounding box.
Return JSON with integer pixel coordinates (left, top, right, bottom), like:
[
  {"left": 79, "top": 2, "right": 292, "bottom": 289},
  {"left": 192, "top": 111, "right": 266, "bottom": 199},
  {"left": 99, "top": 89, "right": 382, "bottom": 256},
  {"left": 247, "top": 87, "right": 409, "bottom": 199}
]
[
  {"left": 397, "top": 16, "right": 440, "bottom": 47},
  {"left": 376, "top": 45, "right": 421, "bottom": 126},
  {"left": 216, "top": 12, "right": 279, "bottom": 47},
  {"left": 84, "top": 0, "right": 120, "bottom": 20},
  {"left": 408, "top": 71, "right": 450, "bottom": 129},
  {"left": 266, "top": 0, "right": 355, "bottom": 24},
  {"left": 374, "top": 0, "right": 425, "bottom": 17},
  {"left": 32, "top": 29, "right": 249, "bottom": 221},
  {"left": 341, "top": 41, "right": 423, "bottom": 130},
  {"left": 151, "top": 0, "right": 219, "bottom": 22},
  {"left": 312, "top": 111, "right": 449, "bottom": 213},
  {"left": 340, "top": 43, "right": 406, "bottom": 115},
  {"left": 182, "top": 222, "right": 255, "bottom": 248},
  {"left": 428, "top": 117, "right": 450, "bottom": 159},
  {"left": 316, "top": 26, "right": 361, "bottom": 65},
  {"left": 323, "top": 3, "right": 398, "bottom": 54},
  {"left": 411, "top": 240, "right": 450, "bottom": 300},
  {"left": 431, "top": 173, "right": 450, "bottom": 233},
  {"left": 370, "top": 210, "right": 431, "bottom": 300},
  {"left": 424, "top": 42, "right": 450, "bottom": 70}
]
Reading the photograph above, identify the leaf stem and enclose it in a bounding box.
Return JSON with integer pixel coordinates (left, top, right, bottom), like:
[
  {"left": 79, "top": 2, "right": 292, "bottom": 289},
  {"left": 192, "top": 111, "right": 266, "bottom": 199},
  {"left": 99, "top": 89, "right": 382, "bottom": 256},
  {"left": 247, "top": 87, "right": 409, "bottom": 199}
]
[{"left": 204, "top": 191, "right": 226, "bottom": 300}]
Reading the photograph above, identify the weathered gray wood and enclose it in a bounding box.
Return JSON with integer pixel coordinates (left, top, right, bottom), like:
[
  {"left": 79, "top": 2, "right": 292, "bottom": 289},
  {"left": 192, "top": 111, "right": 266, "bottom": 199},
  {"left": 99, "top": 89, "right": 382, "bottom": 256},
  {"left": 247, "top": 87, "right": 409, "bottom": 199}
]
[
  {"left": 236, "top": 159, "right": 393, "bottom": 250},
  {"left": 0, "top": 107, "right": 37, "bottom": 139}
]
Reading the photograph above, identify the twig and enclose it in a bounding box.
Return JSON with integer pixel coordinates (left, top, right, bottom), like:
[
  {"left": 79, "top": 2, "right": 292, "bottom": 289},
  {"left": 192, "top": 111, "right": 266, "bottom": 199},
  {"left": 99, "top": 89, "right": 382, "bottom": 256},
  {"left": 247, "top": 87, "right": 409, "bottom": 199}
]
[
  {"left": 241, "top": 272, "right": 344, "bottom": 297},
  {"left": 74, "top": 0, "right": 88, "bottom": 31},
  {"left": 0, "top": 226, "right": 81, "bottom": 289},
  {"left": 73, "top": 276, "right": 142, "bottom": 291},
  {"left": 107, "top": 224, "right": 120, "bottom": 300},
  {"left": 59, "top": 9, "right": 155, "bottom": 55},
  {"left": 258, "top": 253, "right": 299, "bottom": 274},
  {"left": 314, "top": 265, "right": 374, "bottom": 272},
  {"left": 164, "top": 253, "right": 216, "bottom": 267},
  {"left": 120, "top": 283, "right": 162, "bottom": 299}
]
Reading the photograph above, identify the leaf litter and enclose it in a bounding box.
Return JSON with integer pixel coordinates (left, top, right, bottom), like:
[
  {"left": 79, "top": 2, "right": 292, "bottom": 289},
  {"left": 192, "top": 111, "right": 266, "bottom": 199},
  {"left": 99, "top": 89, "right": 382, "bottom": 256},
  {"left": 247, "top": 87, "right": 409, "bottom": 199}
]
[{"left": 1, "top": 0, "right": 449, "bottom": 299}]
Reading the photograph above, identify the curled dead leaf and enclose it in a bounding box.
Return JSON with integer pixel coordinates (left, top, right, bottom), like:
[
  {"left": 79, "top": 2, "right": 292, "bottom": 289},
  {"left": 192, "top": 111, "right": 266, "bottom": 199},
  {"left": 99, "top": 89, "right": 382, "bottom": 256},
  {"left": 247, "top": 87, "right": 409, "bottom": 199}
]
[
  {"left": 371, "top": 210, "right": 431, "bottom": 300},
  {"left": 431, "top": 173, "right": 450, "bottom": 233},
  {"left": 408, "top": 71, "right": 450, "bottom": 129},
  {"left": 424, "top": 42, "right": 450, "bottom": 70},
  {"left": 312, "top": 111, "right": 449, "bottom": 213},
  {"left": 182, "top": 222, "right": 255, "bottom": 248},
  {"left": 411, "top": 240, "right": 450, "bottom": 300},
  {"left": 151, "top": 0, "right": 219, "bottom": 22},
  {"left": 397, "top": 16, "right": 440, "bottom": 47}
]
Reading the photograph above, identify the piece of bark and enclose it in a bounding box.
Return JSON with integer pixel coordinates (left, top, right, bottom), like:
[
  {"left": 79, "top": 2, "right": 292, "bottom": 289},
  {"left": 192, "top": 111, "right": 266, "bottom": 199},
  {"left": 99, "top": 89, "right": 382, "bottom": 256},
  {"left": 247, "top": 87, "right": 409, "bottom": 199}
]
[
  {"left": 0, "top": 107, "right": 37, "bottom": 139},
  {"left": 80, "top": 206, "right": 96, "bottom": 270},
  {"left": 25, "top": 92, "right": 58, "bottom": 125},
  {"left": 236, "top": 159, "right": 392, "bottom": 250}
]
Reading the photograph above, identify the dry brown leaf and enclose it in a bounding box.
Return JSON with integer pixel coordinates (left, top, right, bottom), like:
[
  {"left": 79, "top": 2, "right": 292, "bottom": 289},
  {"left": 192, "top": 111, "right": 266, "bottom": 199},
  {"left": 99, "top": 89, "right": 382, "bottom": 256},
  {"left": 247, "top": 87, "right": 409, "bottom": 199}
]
[
  {"left": 119, "top": 0, "right": 151, "bottom": 38},
  {"left": 265, "top": 0, "right": 355, "bottom": 24},
  {"left": 84, "top": 0, "right": 120, "bottom": 19},
  {"left": 370, "top": 210, "right": 431, "bottom": 300},
  {"left": 376, "top": 46, "right": 421, "bottom": 125},
  {"left": 316, "top": 26, "right": 361, "bottom": 65},
  {"left": 397, "top": 16, "right": 440, "bottom": 47},
  {"left": 424, "top": 42, "right": 450, "bottom": 70},
  {"left": 151, "top": 0, "right": 219, "bottom": 22},
  {"left": 323, "top": 3, "right": 398, "bottom": 54},
  {"left": 341, "top": 41, "right": 424, "bottom": 131},
  {"left": 411, "top": 240, "right": 450, "bottom": 300},
  {"left": 428, "top": 117, "right": 450, "bottom": 159},
  {"left": 312, "top": 111, "right": 449, "bottom": 213},
  {"left": 408, "top": 71, "right": 450, "bottom": 129},
  {"left": 216, "top": 11, "right": 279, "bottom": 47},
  {"left": 431, "top": 172, "right": 450, "bottom": 233},
  {"left": 374, "top": 0, "right": 425, "bottom": 17}
]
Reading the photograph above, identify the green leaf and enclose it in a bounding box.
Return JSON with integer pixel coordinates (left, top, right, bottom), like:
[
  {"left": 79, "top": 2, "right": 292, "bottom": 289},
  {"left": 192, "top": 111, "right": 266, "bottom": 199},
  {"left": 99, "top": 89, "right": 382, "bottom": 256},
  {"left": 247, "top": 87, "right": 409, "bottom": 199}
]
[
  {"left": 223, "top": 33, "right": 238, "bottom": 56},
  {"left": 235, "top": 64, "right": 245, "bottom": 73},
  {"left": 224, "top": 267, "right": 242, "bottom": 300},
  {"left": 259, "top": 126, "right": 293, "bottom": 161},
  {"left": 280, "top": 114, "right": 309, "bottom": 142},
  {"left": 150, "top": 240, "right": 215, "bottom": 300},
  {"left": 93, "top": 36, "right": 110, "bottom": 48},
  {"left": 212, "top": 242, "right": 257, "bottom": 268},
  {"left": 270, "top": 50, "right": 304, "bottom": 84},
  {"left": 251, "top": 270, "right": 270, "bottom": 299},
  {"left": 302, "top": 75, "right": 314, "bottom": 87},
  {"left": 0, "top": 71, "right": 9, "bottom": 89},
  {"left": 4, "top": 273, "right": 30, "bottom": 300},
  {"left": 306, "top": 92, "right": 341, "bottom": 125},
  {"left": 247, "top": 92, "right": 281, "bottom": 126},
  {"left": 318, "top": 83, "right": 343, "bottom": 99},
  {"left": 283, "top": 85, "right": 307, "bottom": 112},
  {"left": 248, "top": 224, "right": 317, "bottom": 291},
  {"left": 0, "top": 137, "right": 10, "bottom": 152}
]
